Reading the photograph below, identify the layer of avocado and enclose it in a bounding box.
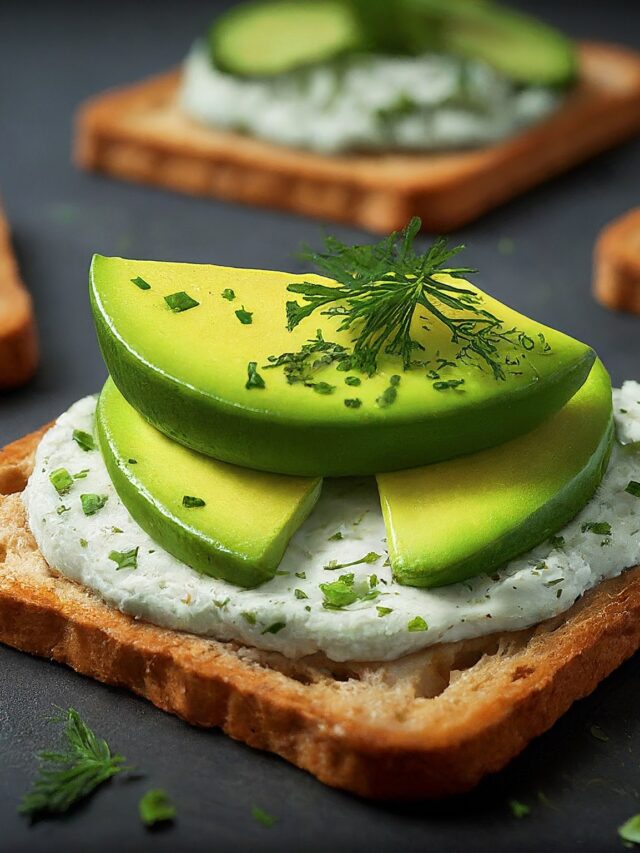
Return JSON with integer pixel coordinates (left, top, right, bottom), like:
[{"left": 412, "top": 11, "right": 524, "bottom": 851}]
[
  {"left": 377, "top": 360, "right": 614, "bottom": 588},
  {"left": 96, "top": 378, "right": 322, "bottom": 588},
  {"left": 209, "top": 0, "right": 576, "bottom": 87},
  {"left": 90, "top": 252, "right": 595, "bottom": 477},
  {"left": 210, "top": 0, "right": 363, "bottom": 77},
  {"left": 406, "top": 0, "right": 577, "bottom": 87}
]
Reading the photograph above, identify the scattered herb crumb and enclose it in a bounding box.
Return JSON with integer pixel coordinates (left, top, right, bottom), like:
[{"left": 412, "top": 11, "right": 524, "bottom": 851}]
[
  {"left": 582, "top": 521, "right": 612, "bottom": 536},
  {"left": 182, "top": 495, "right": 206, "bottom": 508},
  {"left": 262, "top": 621, "right": 286, "bottom": 635},
  {"left": 619, "top": 815, "right": 640, "bottom": 845},
  {"left": 509, "top": 799, "right": 530, "bottom": 818},
  {"left": 222, "top": 288, "right": 235, "bottom": 301},
  {"left": 407, "top": 616, "right": 428, "bottom": 632},
  {"left": 625, "top": 481, "right": 640, "bottom": 498},
  {"left": 376, "top": 606, "right": 393, "bottom": 617},
  {"left": 324, "top": 552, "right": 381, "bottom": 571},
  {"left": 241, "top": 611, "right": 257, "bottom": 625},
  {"left": 109, "top": 547, "right": 139, "bottom": 570},
  {"left": 164, "top": 291, "right": 199, "bottom": 313},
  {"left": 72, "top": 430, "right": 95, "bottom": 452},
  {"left": 589, "top": 724, "right": 609, "bottom": 743},
  {"left": 49, "top": 468, "right": 73, "bottom": 496},
  {"left": 246, "top": 361, "right": 266, "bottom": 390},
  {"left": 345, "top": 376, "right": 361, "bottom": 387},
  {"left": 79, "top": 538, "right": 88, "bottom": 548},
  {"left": 344, "top": 398, "right": 362, "bottom": 409},
  {"left": 131, "top": 276, "right": 151, "bottom": 290},
  {"left": 294, "top": 589, "right": 309, "bottom": 600},
  {"left": 139, "top": 789, "right": 176, "bottom": 828},
  {"left": 328, "top": 531, "right": 343, "bottom": 541},
  {"left": 433, "top": 379, "right": 465, "bottom": 391},
  {"left": 235, "top": 307, "right": 253, "bottom": 325},
  {"left": 252, "top": 806, "right": 276, "bottom": 828},
  {"left": 80, "top": 494, "right": 108, "bottom": 516}
]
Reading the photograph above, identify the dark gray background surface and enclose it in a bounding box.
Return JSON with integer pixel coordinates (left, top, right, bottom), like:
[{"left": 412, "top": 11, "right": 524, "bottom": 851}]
[{"left": 1, "top": 1, "right": 639, "bottom": 850}]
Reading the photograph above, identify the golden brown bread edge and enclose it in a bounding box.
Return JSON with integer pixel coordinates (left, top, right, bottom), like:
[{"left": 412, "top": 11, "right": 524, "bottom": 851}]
[
  {"left": 0, "top": 210, "right": 38, "bottom": 389},
  {"left": 2, "top": 425, "right": 640, "bottom": 799},
  {"left": 594, "top": 207, "right": 640, "bottom": 315},
  {"left": 74, "top": 42, "right": 640, "bottom": 234}
]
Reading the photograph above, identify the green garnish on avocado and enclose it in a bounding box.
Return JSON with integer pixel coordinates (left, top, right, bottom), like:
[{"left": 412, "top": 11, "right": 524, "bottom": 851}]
[
  {"left": 235, "top": 306, "right": 253, "bottom": 325},
  {"left": 377, "top": 376, "right": 401, "bottom": 408},
  {"left": 433, "top": 379, "right": 465, "bottom": 391},
  {"left": 164, "top": 291, "right": 199, "bottom": 313},
  {"left": 80, "top": 494, "right": 108, "bottom": 516},
  {"left": 49, "top": 468, "right": 74, "bottom": 496},
  {"left": 139, "top": 789, "right": 176, "bottom": 827},
  {"left": 222, "top": 288, "right": 235, "bottom": 301},
  {"left": 131, "top": 276, "right": 151, "bottom": 290},
  {"left": 182, "top": 495, "right": 206, "bottom": 508},
  {"left": 344, "top": 398, "right": 362, "bottom": 409},
  {"left": 109, "top": 547, "right": 139, "bottom": 570},
  {"left": 72, "top": 429, "right": 95, "bottom": 451},
  {"left": 246, "top": 361, "right": 265, "bottom": 390}
]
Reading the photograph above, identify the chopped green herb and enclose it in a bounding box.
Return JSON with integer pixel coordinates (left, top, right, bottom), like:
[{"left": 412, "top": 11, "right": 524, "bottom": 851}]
[
  {"left": 80, "top": 494, "right": 108, "bottom": 516},
  {"left": 164, "top": 291, "right": 199, "bottom": 313},
  {"left": 182, "top": 495, "right": 206, "bottom": 508},
  {"left": 264, "top": 329, "right": 349, "bottom": 388},
  {"left": 56, "top": 505, "right": 70, "bottom": 516},
  {"left": 246, "top": 361, "right": 265, "bottom": 390},
  {"left": 549, "top": 535, "right": 565, "bottom": 549},
  {"left": 408, "top": 616, "right": 428, "bottom": 632},
  {"left": 235, "top": 306, "right": 253, "bottom": 325},
  {"left": 131, "top": 276, "right": 151, "bottom": 290},
  {"left": 251, "top": 806, "right": 276, "bottom": 828},
  {"left": 128, "top": 458, "right": 137, "bottom": 465},
  {"left": 328, "top": 531, "right": 343, "bottom": 541},
  {"left": 111, "top": 527, "right": 123, "bottom": 534},
  {"left": 589, "top": 724, "right": 609, "bottom": 742},
  {"left": 108, "top": 547, "right": 138, "bottom": 570},
  {"left": 509, "top": 799, "right": 530, "bottom": 819},
  {"left": 345, "top": 376, "right": 361, "bottom": 387},
  {"left": 49, "top": 468, "right": 73, "bottom": 496},
  {"left": 344, "top": 398, "right": 362, "bottom": 409},
  {"left": 241, "top": 611, "right": 257, "bottom": 625},
  {"left": 376, "top": 606, "right": 393, "bottom": 617},
  {"left": 213, "top": 597, "right": 230, "bottom": 609},
  {"left": 324, "top": 552, "right": 381, "bottom": 571},
  {"left": 139, "top": 789, "right": 176, "bottom": 827},
  {"left": 377, "top": 378, "right": 400, "bottom": 408},
  {"left": 73, "top": 469, "right": 90, "bottom": 480},
  {"left": 79, "top": 538, "right": 88, "bottom": 548},
  {"left": 369, "top": 574, "right": 378, "bottom": 587},
  {"left": 221, "top": 288, "right": 235, "bottom": 301},
  {"left": 625, "top": 481, "right": 640, "bottom": 498},
  {"left": 581, "top": 521, "right": 612, "bottom": 536},
  {"left": 320, "top": 573, "right": 379, "bottom": 609},
  {"left": 72, "top": 430, "right": 95, "bottom": 452},
  {"left": 619, "top": 815, "right": 640, "bottom": 845},
  {"left": 295, "top": 571, "right": 306, "bottom": 580},
  {"left": 18, "top": 708, "right": 127, "bottom": 818},
  {"left": 294, "top": 589, "right": 309, "bottom": 600},
  {"left": 312, "top": 381, "right": 335, "bottom": 395},
  {"left": 433, "top": 379, "right": 465, "bottom": 391},
  {"left": 262, "top": 621, "right": 286, "bottom": 635}
]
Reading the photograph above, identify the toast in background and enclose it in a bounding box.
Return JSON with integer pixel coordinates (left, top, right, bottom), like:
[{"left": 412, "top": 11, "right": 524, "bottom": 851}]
[
  {"left": 2, "top": 425, "right": 640, "bottom": 799},
  {"left": 75, "top": 43, "right": 640, "bottom": 234},
  {"left": 595, "top": 208, "right": 640, "bottom": 315},
  {"left": 0, "top": 209, "right": 38, "bottom": 389}
]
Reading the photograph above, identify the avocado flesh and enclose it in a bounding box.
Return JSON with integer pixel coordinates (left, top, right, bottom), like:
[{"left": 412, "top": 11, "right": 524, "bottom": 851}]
[
  {"left": 210, "top": 0, "right": 363, "bottom": 77},
  {"left": 96, "top": 379, "right": 322, "bottom": 588},
  {"left": 406, "top": 0, "right": 577, "bottom": 87},
  {"left": 90, "top": 253, "right": 595, "bottom": 477},
  {"left": 377, "top": 360, "right": 614, "bottom": 589}
]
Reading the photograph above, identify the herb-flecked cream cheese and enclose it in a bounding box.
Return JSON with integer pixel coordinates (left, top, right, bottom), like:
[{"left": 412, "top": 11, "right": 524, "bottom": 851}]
[
  {"left": 179, "top": 43, "right": 561, "bottom": 154},
  {"left": 24, "top": 391, "right": 640, "bottom": 663}
]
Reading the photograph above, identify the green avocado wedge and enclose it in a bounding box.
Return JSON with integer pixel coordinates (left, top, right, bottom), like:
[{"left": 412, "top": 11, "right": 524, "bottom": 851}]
[
  {"left": 90, "top": 252, "right": 596, "bottom": 477},
  {"left": 96, "top": 379, "right": 322, "bottom": 588},
  {"left": 377, "top": 360, "right": 614, "bottom": 588},
  {"left": 210, "top": 0, "right": 363, "bottom": 77}
]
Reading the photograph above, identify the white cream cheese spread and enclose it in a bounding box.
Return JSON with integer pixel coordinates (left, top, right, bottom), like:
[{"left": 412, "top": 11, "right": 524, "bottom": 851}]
[
  {"left": 24, "top": 391, "right": 640, "bottom": 663},
  {"left": 179, "top": 43, "right": 561, "bottom": 154}
]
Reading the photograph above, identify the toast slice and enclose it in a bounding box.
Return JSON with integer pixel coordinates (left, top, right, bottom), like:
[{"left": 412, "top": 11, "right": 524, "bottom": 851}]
[
  {"left": 74, "top": 42, "right": 640, "bottom": 234},
  {"left": 0, "top": 209, "right": 38, "bottom": 389},
  {"left": 594, "top": 208, "right": 640, "bottom": 315},
  {"left": 2, "top": 427, "right": 640, "bottom": 798}
]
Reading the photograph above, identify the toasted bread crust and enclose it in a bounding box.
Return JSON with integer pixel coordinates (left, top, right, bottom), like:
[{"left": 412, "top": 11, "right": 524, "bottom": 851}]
[
  {"left": 594, "top": 208, "right": 640, "bottom": 314},
  {"left": 0, "top": 210, "right": 38, "bottom": 389},
  {"left": 74, "top": 42, "right": 640, "bottom": 233},
  {"left": 2, "top": 426, "right": 640, "bottom": 798}
]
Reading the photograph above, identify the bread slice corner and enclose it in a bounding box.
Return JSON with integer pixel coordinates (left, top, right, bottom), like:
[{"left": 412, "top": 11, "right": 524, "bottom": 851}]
[{"left": 594, "top": 207, "right": 640, "bottom": 315}]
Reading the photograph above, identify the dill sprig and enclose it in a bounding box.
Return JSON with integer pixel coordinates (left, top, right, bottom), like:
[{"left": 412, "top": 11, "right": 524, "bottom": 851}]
[
  {"left": 19, "top": 708, "right": 128, "bottom": 819},
  {"left": 286, "top": 217, "right": 523, "bottom": 379}
]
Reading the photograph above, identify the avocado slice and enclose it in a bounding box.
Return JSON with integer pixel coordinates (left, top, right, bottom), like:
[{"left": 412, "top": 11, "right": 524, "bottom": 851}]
[
  {"left": 210, "top": 0, "right": 363, "bottom": 77},
  {"left": 377, "top": 360, "right": 614, "bottom": 588},
  {"left": 90, "top": 254, "right": 595, "bottom": 477},
  {"left": 96, "top": 378, "right": 322, "bottom": 588},
  {"left": 406, "top": 0, "right": 577, "bottom": 87}
]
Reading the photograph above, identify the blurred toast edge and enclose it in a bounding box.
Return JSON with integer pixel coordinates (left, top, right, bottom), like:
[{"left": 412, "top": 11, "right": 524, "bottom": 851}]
[
  {"left": 74, "top": 42, "right": 640, "bottom": 233},
  {"left": 594, "top": 208, "right": 640, "bottom": 315}
]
